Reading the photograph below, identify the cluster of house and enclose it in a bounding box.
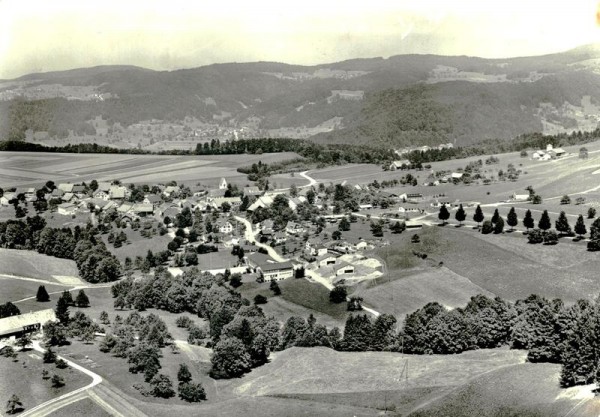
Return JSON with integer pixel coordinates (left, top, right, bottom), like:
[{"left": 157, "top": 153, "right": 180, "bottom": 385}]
[
  {"left": 423, "top": 172, "right": 463, "bottom": 186},
  {"left": 531, "top": 144, "right": 567, "bottom": 161}
]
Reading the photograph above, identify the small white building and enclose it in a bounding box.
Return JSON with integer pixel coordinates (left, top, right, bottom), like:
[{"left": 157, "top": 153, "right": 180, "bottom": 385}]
[
  {"left": 259, "top": 261, "right": 294, "bottom": 281},
  {"left": 57, "top": 202, "right": 78, "bottom": 216},
  {"left": 0, "top": 309, "right": 58, "bottom": 340},
  {"left": 217, "top": 221, "right": 234, "bottom": 234},
  {"left": 335, "top": 262, "right": 355, "bottom": 276},
  {"left": 219, "top": 178, "right": 228, "bottom": 190}
]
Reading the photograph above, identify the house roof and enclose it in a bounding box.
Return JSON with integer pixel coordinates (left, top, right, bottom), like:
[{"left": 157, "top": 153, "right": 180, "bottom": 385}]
[
  {"left": 57, "top": 183, "right": 74, "bottom": 192},
  {"left": 243, "top": 186, "right": 262, "bottom": 196},
  {"left": 145, "top": 194, "right": 162, "bottom": 204},
  {"left": 97, "top": 182, "right": 112, "bottom": 192},
  {"left": 260, "top": 261, "right": 294, "bottom": 272},
  {"left": 335, "top": 261, "right": 354, "bottom": 271},
  {"left": 58, "top": 202, "right": 76, "bottom": 209},
  {"left": 72, "top": 185, "right": 86, "bottom": 193},
  {"left": 0, "top": 309, "right": 58, "bottom": 336},
  {"left": 133, "top": 204, "right": 154, "bottom": 213},
  {"left": 109, "top": 186, "right": 126, "bottom": 199},
  {"left": 316, "top": 253, "right": 337, "bottom": 262}
]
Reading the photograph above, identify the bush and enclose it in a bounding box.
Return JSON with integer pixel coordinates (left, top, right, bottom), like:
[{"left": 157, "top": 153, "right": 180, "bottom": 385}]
[
  {"left": 178, "top": 382, "right": 207, "bottom": 402},
  {"left": 55, "top": 358, "right": 68, "bottom": 369},
  {"left": 588, "top": 239, "right": 600, "bottom": 251},
  {"left": 329, "top": 286, "right": 347, "bottom": 303},
  {"left": 543, "top": 230, "right": 559, "bottom": 245},
  {"left": 51, "top": 374, "right": 65, "bottom": 388},
  {"left": 589, "top": 207, "right": 597, "bottom": 219},
  {"left": 175, "top": 316, "right": 193, "bottom": 328},
  {"left": 253, "top": 294, "right": 268, "bottom": 305},
  {"left": 527, "top": 229, "right": 544, "bottom": 244},
  {"left": 481, "top": 220, "right": 493, "bottom": 234},
  {"left": 43, "top": 348, "right": 57, "bottom": 363}
]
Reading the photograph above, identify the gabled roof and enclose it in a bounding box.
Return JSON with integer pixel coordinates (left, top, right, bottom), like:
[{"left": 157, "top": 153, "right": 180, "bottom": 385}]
[
  {"left": 97, "top": 182, "right": 112, "bottom": 192},
  {"left": 260, "top": 261, "right": 294, "bottom": 272},
  {"left": 0, "top": 309, "right": 58, "bottom": 336},
  {"left": 57, "top": 183, "right": 74, "bottom": 192},
  {"left": 72, "top": 185, "right": 86, "bottom": 193}
]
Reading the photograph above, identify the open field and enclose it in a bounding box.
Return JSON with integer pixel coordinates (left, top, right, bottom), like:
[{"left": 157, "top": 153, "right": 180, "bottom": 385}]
[
  {"left": 409, "top": 362, "right": 589, "bottom": 417},
  {"left": 432, "top": 227, "right": 600, "bottom": 301},
  {"left": 0, "top": 348, "right": 92, "bottom": 415},
  {"left": 0, "top": 151, "right": 301, "bottom": 189},
  {"left": 356, "top": 267, "right": 494, "bottom": 319},
  {"left": 0, "top": 276, "right": 66, "bottom": 303},
  {"left": 0, "top": 249, "right": 81, "bottom": 283}
]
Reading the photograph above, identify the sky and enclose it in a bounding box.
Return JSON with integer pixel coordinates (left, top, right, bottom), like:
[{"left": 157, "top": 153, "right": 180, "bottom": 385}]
[{"left": 1, "top": 0, "right": 600, "bottom": 79}]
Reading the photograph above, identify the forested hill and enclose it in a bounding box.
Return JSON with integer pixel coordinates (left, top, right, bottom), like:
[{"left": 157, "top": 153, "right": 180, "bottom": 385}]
[{"left": 5, "top": 44, "right": 600, "bottom": 148}]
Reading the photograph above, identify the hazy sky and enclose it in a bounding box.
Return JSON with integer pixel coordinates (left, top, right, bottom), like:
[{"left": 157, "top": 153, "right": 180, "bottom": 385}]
[{"left": 1, "top": 0, "right": 600, "bottom": 79}]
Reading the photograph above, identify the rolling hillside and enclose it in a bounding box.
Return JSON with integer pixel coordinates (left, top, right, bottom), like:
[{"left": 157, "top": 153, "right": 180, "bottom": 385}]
[{"left": 4, "top": 44, "right": 600, "bottom": 148}]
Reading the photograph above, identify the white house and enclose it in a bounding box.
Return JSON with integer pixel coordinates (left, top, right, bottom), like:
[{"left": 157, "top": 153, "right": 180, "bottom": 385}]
[
  {"left": 0, "top": 193, "right": 15, "bottom": 206},
  {"left": 511, "top": 194, "right": 529, "bottom": 201},
  {"left": 93, "top": 190, "right": 110, "bottom": 200},
  {"left": 57, "top": 202, "right": 78, "bottom": 216},
  {"left": 316, "top": 253, "right": 337, "bottom": 268},
  {"left": 219, "top": 178, "right": 228, "bottom": 190},
  {"left": 217, "top": 221, "right": 234, "bottom": 234}
]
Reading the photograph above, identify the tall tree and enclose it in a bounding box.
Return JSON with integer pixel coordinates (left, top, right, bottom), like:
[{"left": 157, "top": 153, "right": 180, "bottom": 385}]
[
  {"left": 473, "top": 205, "right": 484, "bottom": 228},
  {"left": 177, "top": 363, "right": 193, "bottom": 384},
  {"left": 438, "top": 204, "right": 450, "bottom": 225},
  {"left": 75, "top": 290, "right": 90, "bottom": 308},
  {"left": 523, "top": 209, "right": 534, "bottom": 231},
  {"left": 55, "top": 296, "right": 69, "bottom": 324},
  {"left": 493, "top": 216, "right": 505, "bottom": 234},
  {"left": 575, "top": 214, "right": 587, "bottom": 238},
  {"left": 506, "top": 207, "right": 518, "bottom": 231},
  {"left": 555, "top": 211, "right": 572, "bottom": 236},
  {"left": 36, "top": 285, "right": 50, "bottom": 302},
  {"left": 538, "top": 210, "right": 552, "bottom": 231},
  {"left": 455, "top": 204, "right": 466, "bottom": 226},
  {"left": 491, "top": 208, "right": 500, "bottom": 225}
]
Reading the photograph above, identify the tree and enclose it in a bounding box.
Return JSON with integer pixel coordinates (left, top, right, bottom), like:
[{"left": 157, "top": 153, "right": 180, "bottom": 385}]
[
  {"left": 493, "top": 217, "right": 504, "bottom": 234},
  {"left": 589, "top": 207, "right": 597, "bottom": 219},
  {"left": 329, "top": 286, "right": 347, "bottom": 303},
  {"left": 390, "top": 221, "right": 406, "bottom": 234},
  {"left": 491, "top": 209, "right": 500, "bottom": 225},
  {"left": 560, "top": 195, "right": 571, "bottom": 205},
  {"left": 0, "top": 302, "right": 20, "bottom": 319},
  {"left": 531, "top": 194, "right": 543, "bottom": 204},
  {"left": 270, "top": 280, "right": 281, "bottom": 296},
  {"left": 43, "top": 348, "right": 57, "bottom": 363},
  {"left": 16, "top": 333, "right": 31, "bottom": 351},
  {"left": 229, "top": 274, "right": 242, "bottom": 288},
  {"left": 438, "top": 204, "right": 450, "bottom": 225},
  {"left": 527, "top": 229, "right": 544, "bottom": 244},
  {"left": 538, "top": 210, "right": 552, "bottom": 231},
  {"left": 55, "top": 358, "right": 68, "bottom": 369},
  {"left": 555, "top": 211, "right": 572, "bottom": 236},
  {"left": 177, "top": 363, "right": 192, "bottom": 384},
  {"left": 60, "top": 291, "right": 74, "bottom": 306},
  {"left": 253, "top": 295, "right": 267, "bottom": 305},
  {"left": 210, "top": 336, "right": 252, "bottom": 379},
  {"left": 178, "top": 382, "right": 207, "bottom": 402},
  {"left": 523, "top": 209, "right": 534, "bottom": 231},
  {"left": 6, "top": 394, "right": 22, "bottom": 414},
  {"left": 473, "top": 205, "right": 484, "bottom": 228},
  {"left": 338, "top": 217, "right": 350, "bottom": 231},
  {"left": 99, "top": 311, "right": 110, "bottom": 325},
  {"left": 55, "top": 296, "right": 69, "bottom": 324},
  {"left": 580, "top": 147, "right": 589, "bottom": 159},
  {"left": 506, "top": 207, "right": 518, "bottom": 231},
  {"left": 575, "top": 215, "right": 587, "bottom": 238},
  {"left": 369, "top": 221, "right": 384, "bottom": 237},
  {"left": 455, "top": 204, "right": 466, "bottom": 226},
  {"left": 75, "top": 290, "right": 90, "bottom": 308},
  {"left": 331, "top": 230, "right": 342, "bottom": 240},
  {"left": 36, "top": 285, "right": 50, "bottom": 302},
  {"left": 51, "top": 374, "right": 65, "bottom": 388},
  {"left": 544, "top": 230, "right": 559, "bottom": 245}
]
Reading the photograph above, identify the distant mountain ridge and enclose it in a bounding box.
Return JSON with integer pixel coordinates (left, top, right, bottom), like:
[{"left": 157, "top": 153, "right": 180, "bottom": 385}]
[{"left": 4, "top": 45, "right": 600, "bottom": 149}]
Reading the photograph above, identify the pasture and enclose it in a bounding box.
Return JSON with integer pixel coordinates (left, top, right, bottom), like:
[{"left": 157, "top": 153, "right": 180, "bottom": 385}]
[
  {"left": 0, "top": 249, "right": 81, "bottom": 282},
  {"left": 0, "top": 349, "right": 91, "bottom": 415},
  {"left": 0, "top": 151, "right": 301, "bottom": 189}
]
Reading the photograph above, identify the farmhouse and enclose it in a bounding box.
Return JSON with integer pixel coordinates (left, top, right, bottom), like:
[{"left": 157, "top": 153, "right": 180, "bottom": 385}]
[
  {"left": 512, "top": 194, "right": 529, "bottom": 201},
  {"left": 285, "top": 221, "right": 305, "bottom": 235},
  {"left": 163, "top": 185, "right": 181, "bottom": 198},
  {"left": 389, "top": 160, "right": 411, "bottom": 170},
  {"left": 143, "top": 194, "right": 162, "bottom": 207},
  {"left": 0, "top": 193, "right": 15, "bottom": 206},
  {"left": 243, "top": 186, "right": 262, "bottom": 197},
  {"left": 248, "top": 195, "right": 274, "bottom": 212},
  {"left": 211, "top": 197, "right": 242, "bottom": 210},
  {"left": 109, "top": 186, "right": 128, "bottom": 200},
  {"left": 57, "top": 183, "right": 74, "bottom": 193},
  {"left": 93, "top": 190, "right": 109, "bottom": 200},
  {"left": 258, "top": 261, "right": 294, "bottom": 281},
  {"left": 57, "top": 202, "right": 78, "bottom": 216},
  {"left": 0, "top": 309, "right": 58, "bottom": 339},
  {"left": 273, "top": 232, "right": 287, "bottom": 244},
  {"left": 216, "top": 220, "right": 234, "bottom": 234}
]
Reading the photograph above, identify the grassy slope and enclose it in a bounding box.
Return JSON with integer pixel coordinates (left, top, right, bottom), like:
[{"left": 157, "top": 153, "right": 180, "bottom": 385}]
[
  {"left": 0, "top": 248, "right": 80, "bottom": 281},
  {"left": 47, "top": 398, "right": 112, "bottom": 417},
  {"left": 408, "top": 363, "right": 582, "bottom": 417},
  {"left": 0, "top": 277, "right": 65, "bottom": 303}
]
